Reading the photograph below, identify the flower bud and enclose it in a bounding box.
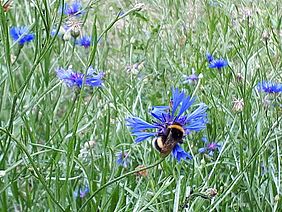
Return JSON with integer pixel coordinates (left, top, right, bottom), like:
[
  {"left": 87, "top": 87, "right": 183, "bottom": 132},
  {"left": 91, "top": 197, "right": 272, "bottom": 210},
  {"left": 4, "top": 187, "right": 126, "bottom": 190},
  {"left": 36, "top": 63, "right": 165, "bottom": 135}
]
[{"left": 233, "top": 98, "right": 244, "bottom": 112}]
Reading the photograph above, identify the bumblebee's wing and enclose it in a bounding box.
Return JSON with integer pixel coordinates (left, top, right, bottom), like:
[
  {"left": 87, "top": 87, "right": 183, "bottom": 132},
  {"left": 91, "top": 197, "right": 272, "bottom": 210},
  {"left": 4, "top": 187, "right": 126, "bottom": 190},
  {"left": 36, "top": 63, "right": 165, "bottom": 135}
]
[{"left": 160, "top": 131, "right": 178, "bottom": 156}]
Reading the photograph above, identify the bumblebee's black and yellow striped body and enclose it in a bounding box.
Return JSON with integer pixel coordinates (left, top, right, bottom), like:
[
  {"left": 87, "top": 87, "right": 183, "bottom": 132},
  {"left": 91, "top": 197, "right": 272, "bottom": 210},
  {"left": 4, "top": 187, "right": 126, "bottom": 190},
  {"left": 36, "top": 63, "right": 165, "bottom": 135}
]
[{"left": 153, "top": 123, "right": 185, "bottom": 156}]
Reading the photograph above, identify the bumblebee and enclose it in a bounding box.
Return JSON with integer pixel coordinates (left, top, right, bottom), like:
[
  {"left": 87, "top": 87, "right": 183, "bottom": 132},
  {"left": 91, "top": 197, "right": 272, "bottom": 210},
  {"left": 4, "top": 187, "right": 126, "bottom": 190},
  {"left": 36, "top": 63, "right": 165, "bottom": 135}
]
[{"left": 153, "top": 123, "right": 185, "bottom": 156}]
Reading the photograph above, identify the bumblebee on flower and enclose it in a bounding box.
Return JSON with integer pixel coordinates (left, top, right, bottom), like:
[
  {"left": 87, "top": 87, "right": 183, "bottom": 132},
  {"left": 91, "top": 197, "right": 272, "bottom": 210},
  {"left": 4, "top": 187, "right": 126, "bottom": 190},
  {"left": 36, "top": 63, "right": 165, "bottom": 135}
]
[{"left": 126, "top": 88, "right": 208, "bottom": 162}]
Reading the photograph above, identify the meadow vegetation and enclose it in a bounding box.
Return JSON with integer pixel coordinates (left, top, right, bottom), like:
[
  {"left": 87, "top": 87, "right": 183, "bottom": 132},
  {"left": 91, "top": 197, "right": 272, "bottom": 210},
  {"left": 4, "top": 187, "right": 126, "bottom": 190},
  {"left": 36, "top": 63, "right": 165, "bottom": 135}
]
[{"left": 0, "top": 0, "right": 281, "bottom": 211}]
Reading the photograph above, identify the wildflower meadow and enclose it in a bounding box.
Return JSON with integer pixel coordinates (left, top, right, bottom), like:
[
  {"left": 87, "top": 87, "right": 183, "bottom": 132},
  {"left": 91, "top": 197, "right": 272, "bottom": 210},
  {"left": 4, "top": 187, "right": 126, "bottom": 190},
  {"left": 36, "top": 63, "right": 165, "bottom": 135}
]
[{"left": 1, "top": 0, "right": 282, "bottom": 211}]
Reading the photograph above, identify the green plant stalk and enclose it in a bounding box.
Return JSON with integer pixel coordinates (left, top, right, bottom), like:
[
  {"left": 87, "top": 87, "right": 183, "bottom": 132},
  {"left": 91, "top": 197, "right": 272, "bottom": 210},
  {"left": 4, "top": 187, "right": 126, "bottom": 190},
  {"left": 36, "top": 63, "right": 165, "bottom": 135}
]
[
  {"left": 66, "top": 4, "right": 146, "bottom": 205},
  {"left": 78, "top": 157, "right": 166, "bottom": 211},
  {"left": 179, "top": 192, "right": 210, "bottom": 211},
  {"left": 0, "top": 127, "right": 65, "bottom": 211},
  {"left": 208, "top": 116, "right": 282, "bottom": 211}
]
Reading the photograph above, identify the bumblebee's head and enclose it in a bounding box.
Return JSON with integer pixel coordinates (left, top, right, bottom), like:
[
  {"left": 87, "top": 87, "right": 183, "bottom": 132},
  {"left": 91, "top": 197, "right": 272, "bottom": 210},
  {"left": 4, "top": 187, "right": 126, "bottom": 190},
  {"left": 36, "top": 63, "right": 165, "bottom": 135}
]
[{"left": 168, "top": 123, "right": 184, "bottom": 140}]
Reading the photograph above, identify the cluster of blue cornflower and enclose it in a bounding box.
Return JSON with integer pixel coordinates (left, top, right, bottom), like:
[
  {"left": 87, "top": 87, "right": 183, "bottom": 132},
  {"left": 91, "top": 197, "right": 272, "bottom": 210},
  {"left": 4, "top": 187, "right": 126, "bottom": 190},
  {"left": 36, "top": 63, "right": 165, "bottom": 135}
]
[
  {"left": 9, "top": 2, "right": 104, "bottom": 89},
  {"left": 7, "top": 2, "right": 104, "bottom": 198},
  {"left": 10, "top": 2, "right": 92, "bottom": 48},
  {"left": 10, "top": 26, "right": 35, "bottom": 46},
  {"left": 256, "top": 81, "right": 282, "bottom": 94},
  {"left": 61, "top": 2, "right": 92, "bottom": 48},
  {"left": 120, "top": 52, "right": 282, "bottom": 166},
  {"left": 206, "top": 52, "right": 228, "bottom": 69},
  {"left": 8, "top": 1, "right": 282, "bottom": 197},
  {"left": 55, "top": 66, "right": 104, "bottom": 88}
]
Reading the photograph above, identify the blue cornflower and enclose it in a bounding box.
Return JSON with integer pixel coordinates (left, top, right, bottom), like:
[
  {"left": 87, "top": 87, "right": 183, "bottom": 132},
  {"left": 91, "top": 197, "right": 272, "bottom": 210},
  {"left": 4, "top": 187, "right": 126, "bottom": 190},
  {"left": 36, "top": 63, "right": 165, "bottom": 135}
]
[
  {"left": 206, "top": 52, "right": 228, "bottom": 69},
  {"left": 64, "top": 2, "right": 83, "bottom": 16},
  {"left": 209, "top": 59, "right": 228, "bottom": 69},
  {"left": 172, "top": 144, "right": 192, "bottom": 161},
  {"left": 126, "top": 88, "right": 208, "bottom": 162},
  {"left": 257, "top": 81, "right": 282, "bottom": 94},
  {"left": 198, "top": 137, "right": 221, "bottom": 156},
  {"left": 116, "top": 152, "right": 130, "bottom": 168},
  {"left": 206, "top": 52, "right": 214, "bottom": 63},
  {"left": 10, "top": 26, "right": 35, "bottom": 45},
  {"left": 56, "top": 66, "right": 104, "bottom": 88},
  {"left": 183, "top": 73, "right": 200, "bottom": 84},
  {"left": 73, "top": 186, "right": 89, "bottom": 198},
  {"left": 77, "top": 36, "right": 91, "bottom": 48}
]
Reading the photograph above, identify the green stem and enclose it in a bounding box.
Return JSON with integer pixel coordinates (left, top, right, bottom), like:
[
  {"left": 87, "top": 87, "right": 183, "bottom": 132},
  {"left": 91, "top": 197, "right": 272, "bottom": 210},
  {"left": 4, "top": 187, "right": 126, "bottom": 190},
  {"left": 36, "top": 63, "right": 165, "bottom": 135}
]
[
  {"left": 11, "top": 44, "right": 23, "bottom": 66},
  {"left": 97, "top": 5, "right": 143, "bottom": 42},
  {"left": 191, "top": 76, "right": 202, "bottom": 98},
  {"left": 0, "top": 127, "right": 65, "bottom": 211},
  {"left": 78, "top": 157, "right": 166, "bottom": 211},
  {"left": 179, "top": 192, "right": 210, "bottom": 211}
]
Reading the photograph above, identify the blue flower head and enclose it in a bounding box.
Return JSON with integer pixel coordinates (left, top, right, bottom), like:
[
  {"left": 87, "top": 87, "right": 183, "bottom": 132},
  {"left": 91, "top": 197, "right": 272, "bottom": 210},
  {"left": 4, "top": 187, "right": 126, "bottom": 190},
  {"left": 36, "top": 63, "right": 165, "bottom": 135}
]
[
  {"left": 198, "top": 137, "right": 221, "bottom": 157},
  {"left": 116, "top": 152, "right": 130, "bottom": 168},
  {"left": 73, "top": 186, "right": 89, "bottom": 198},
  {"left": 206, "top": 52, "right": 214, "bottom": 63},
  {"left": 183, "top": 73, "right": 199, "bottom": 84},
  {"left": 257, "top": 81, "right": 282, "bottom": 94},
  {"left": 209, "top": 59, "right": 228, "bottom": 69},
  {"left": 126, "top": 88, "right": 208, "bottom": 162},
  {"left": 77, "top": 36, "right": 91, "bottom": 48},
  {"left": 10, "top": 26, "right": 35, "bottom": 45},
  {"left": 56, "top": 66, "right": 104, "bottom": 88},
  {"left": 172, "top": 144, "right": 192, "bottom": 162},
  {"left": 64, "top": 2, "right": 83, "bottom": 16}
]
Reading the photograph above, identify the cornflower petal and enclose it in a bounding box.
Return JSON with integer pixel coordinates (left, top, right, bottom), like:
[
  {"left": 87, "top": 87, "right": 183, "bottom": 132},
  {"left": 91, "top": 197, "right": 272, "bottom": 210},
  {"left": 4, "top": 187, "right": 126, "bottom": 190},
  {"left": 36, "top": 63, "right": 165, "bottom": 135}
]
[
  {"left": 202, "top": 137, "right": 208, "bottom": 143},
  {"left": 206, "top": 52, "right": 214, "bottom": 63},
  {"left": 55, "top": 67, "right": 72, "bottom": 79},
  {"left": 74, "top": 186, "right": 89, "bottom": 198},
  {"left": 186, "top": 117, "right": 207, "bottom": 132},
  {"left": 151, "top": 106, "right": 169, "bottom": 122},
  {"left": 208, "top": 151, "right": 214, "bottom": 157},
  {"left": 183, "top": 74, "right": 199, "bottom": 84},
  {"left": 10, "top": 26, "right": 35, "bottom": 45},
  {"left": 132, "top": 132, "right": 156, "bottom": 143},
  {"left": 55, "top": 67, "right": 104, "bottom": 88},
  {"left": 257, "top": 81, "right": 282, "bottom": 94},
  {"left": 198, "top": 147, "right": 207, "bottom": 153},
  {"left": 186, "top": 103, "right": 208, "bottom": 122},
  {"left": 85, "top": 74, "right": 104, "bottom": 87},
  {"left": 209, "top": 59, "right": 228, "bottom": 69},
  {"left": 64, "top": 2, "right": 83, "bottom": 16},
  {"left": 126, "top": 117, "right": 158, "bottom": 132},
  {"left": 184, "top": 104, "right": 208, "bottom": 132},
  {"left": 116, "top": 152, "right": 130, "bottom": 167},
  {"left": 86, "top": 66, "right": 96, "bottom": 75},
  {"left": 55, "top": 68, "right": 75, "bottom": 86},
  {"left": 77, "top": 35, "right": 91, "bottom": 48},
  {"left": 80, "top": 187, "right": 89, "bottom": 198},
  {"left": 171, "top": 144, "right": 192, "bottom": 162},
  {"left": 176, "top": 96, "right": 195, "bottom": 120},
  {"left": 171, "top": 88, "right": 185, "bottom": 116},
  {"left": 198, "top": 137, "right": 221, "bottom": 156}
]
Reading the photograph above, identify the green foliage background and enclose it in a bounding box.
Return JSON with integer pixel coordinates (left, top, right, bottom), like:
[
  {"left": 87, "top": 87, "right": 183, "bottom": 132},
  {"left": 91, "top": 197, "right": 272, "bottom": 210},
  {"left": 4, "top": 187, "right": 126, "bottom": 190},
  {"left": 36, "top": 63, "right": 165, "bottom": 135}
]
[{"left": 0, "top": 0, "right": 281, "bottom": 211}]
